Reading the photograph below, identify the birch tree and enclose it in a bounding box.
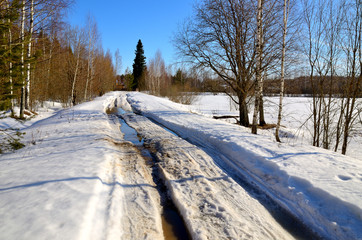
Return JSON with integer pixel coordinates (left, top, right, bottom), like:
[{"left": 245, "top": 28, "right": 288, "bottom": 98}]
[
  {"left": 84, "top": 15, "right": 98, "bottom": 101},
  {"left": 147, "top": 50, "right": 167, "bottom": 95},
  {"left": 26, "top": 0, "right": 72, "bottom": 107},
  {"left": 65, "top": 26, "right": 85, "bottom": 106},
  {"left": 115, "top": 48, "right": 122, "bottom": 76},
  {"left": 252, "top": 0, "right": 264, "bottom": 134},
  {"left": 25, "top": 0, "right": 34, "bottom": 110},
  {"left": 275, "top": 0, "right": 290, "bottom": 142},
  {"left": 175, "top": 0, "right": 283, "bottom": 127}
]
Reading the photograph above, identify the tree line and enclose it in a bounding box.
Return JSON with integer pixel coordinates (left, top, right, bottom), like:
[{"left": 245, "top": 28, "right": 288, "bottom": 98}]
[{"left": 0, "top": 0, "right": 116, "bottom": 118}]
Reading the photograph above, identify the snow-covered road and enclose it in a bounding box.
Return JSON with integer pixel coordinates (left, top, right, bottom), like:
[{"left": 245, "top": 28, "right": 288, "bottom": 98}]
[
  {"left": 1, "top": 91, "right": 361, "bottom": 240},
  {"left": 120, "top": 111, "right": 295, "bottom": 240},
  {"left": 125, "top": 92, "right": 362, "bottom": 240}
]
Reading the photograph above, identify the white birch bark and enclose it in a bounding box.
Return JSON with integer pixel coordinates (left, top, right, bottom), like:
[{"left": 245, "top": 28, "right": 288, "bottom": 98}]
[
  {"left": 252, "top": 0, "right": 263, "bottom": 134},
  {"left": 84, "top": 31, "right": 92, "bottom": 100},
  {"left": 25, "top": 0, "right": 34, "bottom": 110},
  {"left": 84, "top": 17, "right": 93, "bottom": 101},
  {"left": 71, "top": 40, "right": 81, "bottom": 106},
  {"left": 275, "top": 0, "right": 290, "bottom": 142}
]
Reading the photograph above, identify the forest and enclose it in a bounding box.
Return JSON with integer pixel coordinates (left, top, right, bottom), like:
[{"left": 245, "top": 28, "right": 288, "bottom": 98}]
[{"left": 0, "top": 0, "right": 115, "bottom": 119}]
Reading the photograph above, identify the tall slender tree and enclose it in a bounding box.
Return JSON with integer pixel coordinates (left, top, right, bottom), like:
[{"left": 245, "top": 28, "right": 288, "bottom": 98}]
[
  {"left": 132, "top": 39, "right": 146, "bottom": 91},
  {"left": 275, "top": 0, "right": 290, "bottom": 142},
  {"left": 19, "top": 0, "right": 26, "bottom": 118},
  {"left": 340, "top": 0, "right": 361, "bottom": 154},
  {"left": 252, "top": 0, "right": 264, "bottom": 134},
  {"left": 25, "top": 0, "right": 34, "bottom": 110},
  {"left": 84, "top": 15, "right": 98, "bottom": 101}
]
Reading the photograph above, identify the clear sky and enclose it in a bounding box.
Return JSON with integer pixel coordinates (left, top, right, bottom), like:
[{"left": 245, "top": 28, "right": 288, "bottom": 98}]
[{"left": 66, "top": 0, "right": 195, "bottom": 74}]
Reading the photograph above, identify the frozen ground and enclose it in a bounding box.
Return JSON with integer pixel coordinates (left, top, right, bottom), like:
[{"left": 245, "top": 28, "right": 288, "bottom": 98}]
[{"left": 0, "top": 91, "right": 361, "bottom": 240}]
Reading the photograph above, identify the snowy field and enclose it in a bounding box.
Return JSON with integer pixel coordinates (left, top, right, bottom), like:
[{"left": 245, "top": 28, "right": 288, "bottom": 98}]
[
  {"left": 0, "top": 91, "right": 361, "bottom": 240},
  {"left": 188, "top": 93, "right": 362, "bottom": 160}
]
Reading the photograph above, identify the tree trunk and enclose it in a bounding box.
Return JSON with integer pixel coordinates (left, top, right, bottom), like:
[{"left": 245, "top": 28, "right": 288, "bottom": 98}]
[
  {"left": 341, "top": 97, "right": 351, "bottom": 155},
  {"left": 84, "top": 17, "right": 95, "bottom": 101},
  {"left": 276, "top": 0, "right": 289, "bottom": 142},
  {"left": 46, "top": 39, "right": 53, "bottom": 100},
  {"left": 259, "top": 26, "right": 266, "bottom": 127},
  {"left": 6, "top": 0, "right": 14, "bottom": 115},
  {"left": 341, "top": 0, "right": 361, "bottom": 155},
  {"left": 252, "top": 0, "right": 263, "bottom": 134},
  {"left": 71, "top": 43, "right": 81, "bottom": 106},
  {"left": 19, "top": 0, "right": 26, "bottom": 118},
  {"left": 239, "top": 97, "right": 249, "bottom": 127},
  {"left": 259, "top": 92, "right": 266, "bottom": 126},
  {"left": 25, "top": 0, "right": 34, "bottom": 110}
]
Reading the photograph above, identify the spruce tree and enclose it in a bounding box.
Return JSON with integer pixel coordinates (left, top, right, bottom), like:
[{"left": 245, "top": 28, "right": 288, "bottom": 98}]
[
  {"left": 132, "top": 39, "right": 146, "bottom": 91},
  {"left": 0, "top": 0, "right": 23, "bottom": 113}
]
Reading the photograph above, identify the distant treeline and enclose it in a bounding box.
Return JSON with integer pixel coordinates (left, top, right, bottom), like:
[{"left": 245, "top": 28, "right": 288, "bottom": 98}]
[{"left": 264, "top": 76, "right": 362, "bottom": 97}]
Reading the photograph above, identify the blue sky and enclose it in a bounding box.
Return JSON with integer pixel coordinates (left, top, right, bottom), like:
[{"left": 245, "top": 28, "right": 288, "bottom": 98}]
[{"left": 67, "top": 0, "right": 195, "bottom": 74}]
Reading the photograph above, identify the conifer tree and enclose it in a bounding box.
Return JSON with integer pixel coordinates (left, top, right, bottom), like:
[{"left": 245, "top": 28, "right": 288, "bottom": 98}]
[
  {"left": 0, "top": 0, "right": 23, "bottom": 113},
  {"left": 132, "top": 39, "right": 146, "bottom": 91}
]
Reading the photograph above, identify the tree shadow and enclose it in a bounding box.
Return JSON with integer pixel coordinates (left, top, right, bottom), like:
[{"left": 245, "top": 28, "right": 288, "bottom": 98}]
[{"left": 0, "top": 176, "right": 155, "bottom": 192}]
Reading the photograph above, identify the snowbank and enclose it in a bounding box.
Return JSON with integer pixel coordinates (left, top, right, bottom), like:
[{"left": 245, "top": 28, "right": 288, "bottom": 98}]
[{"left": 127, "top": 92, "right": 362, "bottom": 240}]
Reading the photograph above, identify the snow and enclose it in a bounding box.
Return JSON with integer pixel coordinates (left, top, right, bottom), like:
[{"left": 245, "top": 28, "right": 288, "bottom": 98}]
[
  {"left": 1, "top": 91, "right": 361, "bottom": 240},
  {"left": 120, "top": 111, "right": 294, "bottom": 240},
  {"left": 0, "top": 92, "right": 163, "bottom": 240},
  {"left": 189, "top": 93, "right": 362, "bottom": 160},
  {"left": 126, "top": 92, "right": 362, "bottom": 240}
]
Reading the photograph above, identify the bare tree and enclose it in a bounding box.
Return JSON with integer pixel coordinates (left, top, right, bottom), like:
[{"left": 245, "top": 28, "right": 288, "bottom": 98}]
[
  {"left": 84, "top": 15, "right": 98, "bottom": 101},
  {"left": 174, "top": 0, "right": 258, "bottom": 127},
  {"left": 25, "top": 0, "right": 34, "bottom": 110},
  {"left": 65, "top": 26, "right": 85, "bottom": 106},
  {"left": 14, "top": 0, "right": 72, "bottom": 110},
  {"left": 146, "top": 50, "right": 169, "bottom": 95},
  {"left": 175, "top": 0, "right": 283, "bottom": 127},
  {"left": 301, "top": 0, "right": 360, "bottom": 155},
  {"left": 321, "top": 0, "right": 345, "bottom": 149},
  {"left": 301, "top": 0, "right": 327, "bottom": 147},
  {"left": 339, "top": 0, "right": 361, "bottom": 154},
  {"left": 92, "top": 48, "right": 116, "bottom": 96},
  {"left": 275, "top": 0, "right": 290, "bottom": 142},
  {"left": 114, "top": 48, "right": 122, "bottom": 76},
  {"left": 252, "top": 0, "right": 264, "bottom": 134}
]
